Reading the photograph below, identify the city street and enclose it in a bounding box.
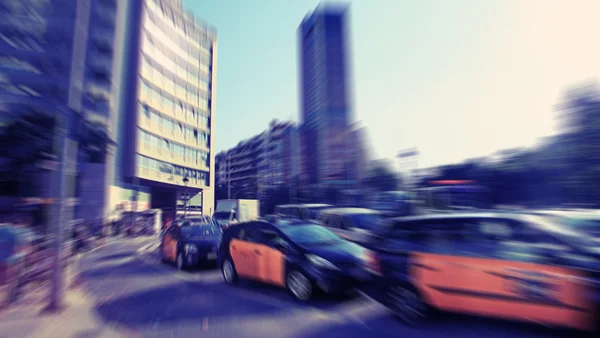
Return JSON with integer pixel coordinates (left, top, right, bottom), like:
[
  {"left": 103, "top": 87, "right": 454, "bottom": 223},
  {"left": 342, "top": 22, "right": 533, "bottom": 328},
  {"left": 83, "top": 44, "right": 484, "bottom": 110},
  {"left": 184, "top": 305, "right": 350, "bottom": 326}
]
[{"left": 76, "top": 236, "right": 569, "bottom": 338}]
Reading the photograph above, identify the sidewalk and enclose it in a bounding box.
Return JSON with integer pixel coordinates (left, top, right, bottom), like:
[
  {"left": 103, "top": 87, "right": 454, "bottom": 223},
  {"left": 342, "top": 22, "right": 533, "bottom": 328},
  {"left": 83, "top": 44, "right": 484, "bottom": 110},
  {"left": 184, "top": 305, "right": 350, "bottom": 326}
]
[{"left": 0, "top": 252, "right": 130, "bottom": 338}]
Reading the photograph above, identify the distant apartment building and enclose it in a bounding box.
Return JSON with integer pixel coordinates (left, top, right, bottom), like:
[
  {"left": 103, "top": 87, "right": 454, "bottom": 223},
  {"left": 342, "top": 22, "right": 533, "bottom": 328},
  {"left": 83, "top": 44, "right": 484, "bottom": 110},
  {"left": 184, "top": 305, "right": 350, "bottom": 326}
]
[
  {"left": 215, "top": 133, "right": 263, "bottom": 199},
  {"left": 298, "top": 4, "right": 353, "bottom": 193},
  {"left": 112, "top": 0, "right": 217, "bottom": 220},
  {"left": 347, "top": 123, "right": 370, "bottom": 186},
  {"left": 215, "top": 120, "right": 299, "bottom": 201},
  {"left": 0, "top": 0, "right": 118, "bottom": 222}
]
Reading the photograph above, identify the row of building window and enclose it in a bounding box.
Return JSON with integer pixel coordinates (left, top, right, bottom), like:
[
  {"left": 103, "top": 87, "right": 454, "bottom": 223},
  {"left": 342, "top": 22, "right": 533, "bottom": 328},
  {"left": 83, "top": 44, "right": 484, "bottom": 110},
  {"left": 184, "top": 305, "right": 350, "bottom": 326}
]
[
  {"left": 140, "top": 79, "right": 209, "bottom": 119},
  {"left": 139, "top": 103, "right": 210, "bottom": 147},
  {"left": 146, "top": 0, "right": 212, "bottom": 55},
  {"left": 141, "top": 30, "right": 210, "bottom": 79},
  {"left": 137, "top": 154, "right": 209, "bottom": 186},
  {"left": 139, "top": 129, "right": 209, "bottom": 167},
  {"left": 140, "top": 55, "right": 208, "bottom": 104},
  {"left": 0, "top": 32, "right": 46, "bottom": 53},
  {"left": 142, "top": 52, "right": 209, "bottom": 91},
  {"left": 0, "top": 56, "right": 42, "bottom": 73},
  {"left": 143, "top": 10, "right": 211, "bottom": 72}
]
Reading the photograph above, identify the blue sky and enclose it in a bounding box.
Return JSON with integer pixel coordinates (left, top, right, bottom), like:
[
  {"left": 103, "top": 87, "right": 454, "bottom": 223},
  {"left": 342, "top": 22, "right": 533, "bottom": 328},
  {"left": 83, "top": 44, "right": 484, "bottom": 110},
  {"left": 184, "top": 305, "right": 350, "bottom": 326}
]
[{"left": 183, "top": 0, "right": 600, "bottom": 169}]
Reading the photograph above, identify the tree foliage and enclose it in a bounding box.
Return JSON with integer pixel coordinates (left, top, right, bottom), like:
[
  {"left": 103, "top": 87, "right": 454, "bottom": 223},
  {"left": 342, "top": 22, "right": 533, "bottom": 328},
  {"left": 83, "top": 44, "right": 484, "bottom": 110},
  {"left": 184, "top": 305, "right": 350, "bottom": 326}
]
[
  {"left": 421, "top": 83, "right": 600, "bottom": 207},
  {"left": 364, "top": 161, "right": 400, "bottom": 192},
  {"left": 0, "top": 108, "right": 115, "bottom": 197}
]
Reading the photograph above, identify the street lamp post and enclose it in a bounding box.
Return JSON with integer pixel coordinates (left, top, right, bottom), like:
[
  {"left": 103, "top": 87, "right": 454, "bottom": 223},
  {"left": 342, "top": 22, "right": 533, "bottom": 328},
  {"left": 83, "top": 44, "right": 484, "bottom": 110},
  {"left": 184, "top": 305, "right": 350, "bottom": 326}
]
[
  {"left": 227, "top": 154, "right": 231, "bottom": 199},
  {"left": 131, "top": 176, "right": 139, "bottom": 233},
  {"left": 183, "top": 176, "right": 189, "bottom": 218},
  {"left": 44, "top": 107, "right": 78, "bottom": 312}
]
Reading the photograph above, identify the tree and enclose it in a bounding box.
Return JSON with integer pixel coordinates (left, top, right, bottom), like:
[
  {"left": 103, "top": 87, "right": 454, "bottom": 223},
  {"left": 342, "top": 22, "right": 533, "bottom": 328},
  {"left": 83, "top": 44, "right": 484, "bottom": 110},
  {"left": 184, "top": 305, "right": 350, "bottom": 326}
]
[
  {"left": 0, "top": 109, "right": 56, "bottom": 196},
  {"left": 364, "top": 161, "right": 399, "bottom": 192},
  {"left": 0, "top": 108, "right": 115, "bottom": 197},
  {"left": 556, "top": 83, "right": 600, "bottom": 204}
]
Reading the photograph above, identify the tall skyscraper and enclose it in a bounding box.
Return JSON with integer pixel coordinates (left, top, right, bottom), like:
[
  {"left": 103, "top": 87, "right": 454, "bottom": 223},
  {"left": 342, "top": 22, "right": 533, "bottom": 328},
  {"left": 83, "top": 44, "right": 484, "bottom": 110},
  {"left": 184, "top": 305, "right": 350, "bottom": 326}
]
[
  {"left": 112, "top": 0, "right": 217, "bottom": 221},
  {"left": 298, "top": 3, "right": 352, "bottom": 193}
]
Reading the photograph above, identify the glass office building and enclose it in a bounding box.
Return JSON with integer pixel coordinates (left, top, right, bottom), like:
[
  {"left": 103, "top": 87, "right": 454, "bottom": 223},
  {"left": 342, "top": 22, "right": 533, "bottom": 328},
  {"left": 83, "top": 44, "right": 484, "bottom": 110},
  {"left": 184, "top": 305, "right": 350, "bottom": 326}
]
[
  {"left": 298, "top": 4, "right": 352, "bottom": 192},
  {"left": 113, "top": 0, "right": 216, "bottom": 220}
]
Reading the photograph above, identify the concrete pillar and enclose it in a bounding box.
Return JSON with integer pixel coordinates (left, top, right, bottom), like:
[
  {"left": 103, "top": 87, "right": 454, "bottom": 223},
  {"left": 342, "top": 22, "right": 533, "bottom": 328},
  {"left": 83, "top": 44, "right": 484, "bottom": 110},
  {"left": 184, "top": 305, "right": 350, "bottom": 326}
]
[{"left": 202, "top": 189, "right": 214, "bottom": 216}]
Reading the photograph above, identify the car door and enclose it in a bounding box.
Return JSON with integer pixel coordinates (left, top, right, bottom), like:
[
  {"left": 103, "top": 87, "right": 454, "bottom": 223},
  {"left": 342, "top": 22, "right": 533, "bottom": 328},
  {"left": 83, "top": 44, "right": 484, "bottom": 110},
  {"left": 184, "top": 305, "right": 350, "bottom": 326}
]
[
  {"left": 466, "top": 218, "right": 595, "bottom": 329},
  {"left": 423, "top": 217, "right": 595, "bottom": 330},
  {"left": 170, "top": 226, "right": 181, "bottom": 259},
  {"left": 406, "top": 219, "right": 469, "bottom": 311},
  {"left": 229, "top": 226, "right": 261, "bottom": 279},
  {"left": 255, "top": 227, "right": 287, "bottom": 287},
  {"left": 161, "top": 225, "right": 175, "bottom": 262}
]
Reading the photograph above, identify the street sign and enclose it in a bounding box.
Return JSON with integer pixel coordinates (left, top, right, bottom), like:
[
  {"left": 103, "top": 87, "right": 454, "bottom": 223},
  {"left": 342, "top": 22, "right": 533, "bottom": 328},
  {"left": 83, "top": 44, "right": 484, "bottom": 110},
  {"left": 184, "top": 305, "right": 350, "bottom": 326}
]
[{"left": 397, "top": 148, "right": 419, "bottom": 158}]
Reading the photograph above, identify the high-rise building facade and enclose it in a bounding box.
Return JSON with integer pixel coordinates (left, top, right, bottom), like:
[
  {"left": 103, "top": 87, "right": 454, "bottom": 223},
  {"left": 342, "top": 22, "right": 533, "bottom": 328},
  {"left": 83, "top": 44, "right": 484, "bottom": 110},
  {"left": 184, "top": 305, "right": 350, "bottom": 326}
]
[
  {"left": 298, "top": 4, "right": 352, "bottom": 191},
  {"left": 0, "top": 0, "right": 119, "bottom": 223},
  {"left": 76, "top": 0, "right": 120, "bottom": 222},
  {"left": 113, "top": 0, "right": 216, "bottom": 220}
]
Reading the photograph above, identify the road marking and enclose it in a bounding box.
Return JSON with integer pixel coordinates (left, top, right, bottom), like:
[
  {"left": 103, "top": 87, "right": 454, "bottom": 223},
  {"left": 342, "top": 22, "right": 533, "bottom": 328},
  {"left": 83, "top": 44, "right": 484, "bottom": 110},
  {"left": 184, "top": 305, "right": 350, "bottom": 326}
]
[
  {"left": 152, "top": 317, "right": 161, "bottom": 330},
  {"left": 311, "top": 308, "right": 346, "bottom": 323},
  {"left": 202, "top": 317, "right": 208, "bottom": 331},
  {"left": 136, "top": 242, "right": 159, "bottom": 255}
]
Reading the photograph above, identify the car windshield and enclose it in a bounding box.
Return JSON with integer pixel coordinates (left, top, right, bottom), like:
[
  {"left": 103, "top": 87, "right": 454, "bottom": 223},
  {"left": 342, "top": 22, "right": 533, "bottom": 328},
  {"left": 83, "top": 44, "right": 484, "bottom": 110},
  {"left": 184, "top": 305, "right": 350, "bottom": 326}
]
[
  {"left": 280, "top": 225, "right": 342, "bottom": 246},
  {"left": 564, "top": 217, "right": 600, "bottom": 232},
  {"left": 526, "top": 215, "right": 596, "bottom": 250},
  {"left": 181, "top": 225, "right": 219, "bottom": 236},
  {"left": 350, "top": 213, "right": 381, "bottom": 230},
  {"left": 213, "top": 212, "right": 231, "bottom": 220}
]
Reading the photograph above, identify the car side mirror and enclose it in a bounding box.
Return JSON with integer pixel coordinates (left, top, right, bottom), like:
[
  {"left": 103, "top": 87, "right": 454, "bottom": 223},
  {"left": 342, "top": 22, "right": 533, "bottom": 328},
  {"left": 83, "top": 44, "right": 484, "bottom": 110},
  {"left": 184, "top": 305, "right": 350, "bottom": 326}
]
[{"left": 271, "top": 240, "right": 289, "bottom": 253}]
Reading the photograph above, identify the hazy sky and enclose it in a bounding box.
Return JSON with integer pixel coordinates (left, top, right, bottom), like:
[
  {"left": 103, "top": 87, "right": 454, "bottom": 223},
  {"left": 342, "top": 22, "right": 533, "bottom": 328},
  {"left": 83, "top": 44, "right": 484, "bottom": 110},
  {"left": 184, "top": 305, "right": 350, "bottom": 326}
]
[{"left": 183, "top": 0, "right": 600, "bottom": 169}]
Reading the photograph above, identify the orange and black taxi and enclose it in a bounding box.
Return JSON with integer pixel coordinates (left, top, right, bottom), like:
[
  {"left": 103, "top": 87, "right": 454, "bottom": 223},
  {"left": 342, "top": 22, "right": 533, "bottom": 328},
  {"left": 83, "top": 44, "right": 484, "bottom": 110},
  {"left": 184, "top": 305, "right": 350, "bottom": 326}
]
[
  {"left": 361, "top": 213, "right": 600, "bottom": 332},
  {"left": 160, "top": 217, "right": 222, "bottom": 270},
  {"left": 217, "top": 218, "right": 371, "bottom": 301}
]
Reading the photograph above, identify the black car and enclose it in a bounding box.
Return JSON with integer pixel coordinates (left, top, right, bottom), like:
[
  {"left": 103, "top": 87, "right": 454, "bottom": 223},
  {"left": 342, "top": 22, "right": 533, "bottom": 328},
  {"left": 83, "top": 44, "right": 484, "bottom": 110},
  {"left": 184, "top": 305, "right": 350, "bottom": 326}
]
[
  {"left": 274, "top": 204, "right": 333, "bottom": 221},
  {"left": 317, "top": 208, "right": 382, "bottom": 244},
  {"left": 217, "top": 219, "right": 371, "bottom": 301},
  {"left": 361, "top": 213, "right": 600, "bottom": 332},
  {"left": 160, "top": 219, "right": 222, "bottom": 270}
]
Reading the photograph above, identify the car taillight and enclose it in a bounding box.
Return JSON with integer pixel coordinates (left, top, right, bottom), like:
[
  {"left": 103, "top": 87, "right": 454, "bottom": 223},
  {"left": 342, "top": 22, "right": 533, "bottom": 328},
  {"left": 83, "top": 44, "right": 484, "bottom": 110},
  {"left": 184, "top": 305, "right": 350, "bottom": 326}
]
[{"left": 365, "top": 250, "right": 382, "bottom": 276}]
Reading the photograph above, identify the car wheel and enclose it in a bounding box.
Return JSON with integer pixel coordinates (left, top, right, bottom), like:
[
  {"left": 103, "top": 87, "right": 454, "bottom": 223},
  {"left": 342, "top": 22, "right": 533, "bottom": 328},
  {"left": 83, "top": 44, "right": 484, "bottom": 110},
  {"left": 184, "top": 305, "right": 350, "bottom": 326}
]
[
  {"left": 160, "top": 248, "right": 168, "bottom": 263},
  {"left": 387, "top": 284, "right": 429, "bottom": 325},
  {"left": 222, "top": 258, "right": 238, "bottom": 284},
  {"left": 286, "top": 270, "right": 313, "bottom": 301},
  {"left": 176, "top": 252, "right": 186, "bottom": 270}
]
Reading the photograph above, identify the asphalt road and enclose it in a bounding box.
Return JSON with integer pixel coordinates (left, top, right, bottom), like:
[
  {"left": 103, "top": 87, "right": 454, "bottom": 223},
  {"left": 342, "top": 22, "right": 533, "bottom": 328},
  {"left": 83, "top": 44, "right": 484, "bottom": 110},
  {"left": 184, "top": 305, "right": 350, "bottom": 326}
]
[{"left": 79, "top": 236, "right": 573, "bottom": 338}]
